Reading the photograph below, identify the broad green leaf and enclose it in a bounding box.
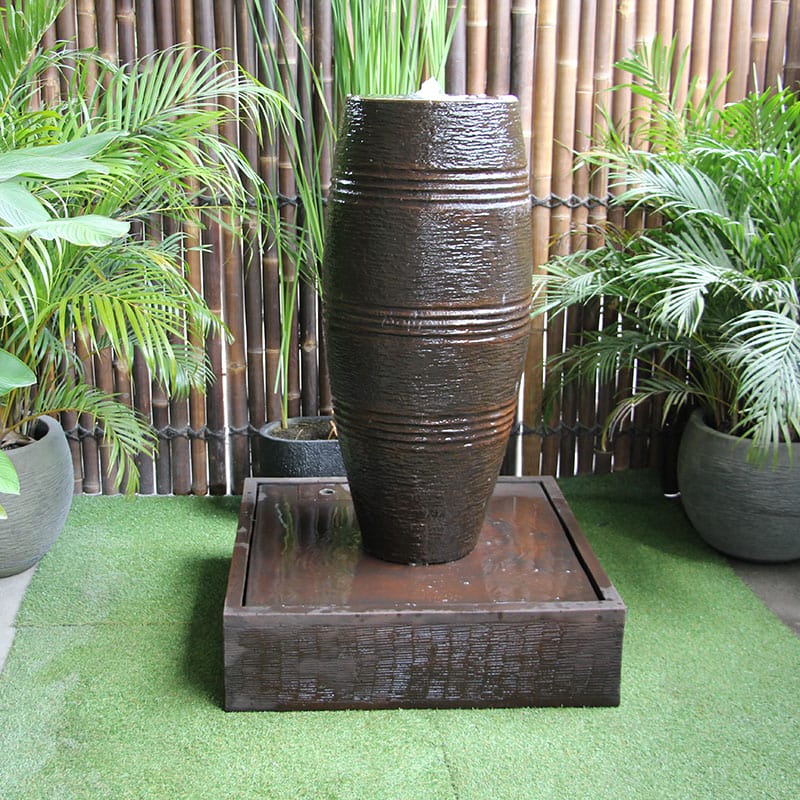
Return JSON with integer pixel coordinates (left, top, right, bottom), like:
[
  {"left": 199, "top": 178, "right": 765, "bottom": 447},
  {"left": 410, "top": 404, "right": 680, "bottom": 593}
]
[
  {"left": 0, "top": 348, "right": 36, "bottom": 396},
  {"left": 4, "top": 214, "right": 131, "bottom": 245},
  {"left": 0, "top": 133, "right": 122, "bottom": 181},
  {"left": 0, "top": 179, "right": 49, "bottom": 227}
]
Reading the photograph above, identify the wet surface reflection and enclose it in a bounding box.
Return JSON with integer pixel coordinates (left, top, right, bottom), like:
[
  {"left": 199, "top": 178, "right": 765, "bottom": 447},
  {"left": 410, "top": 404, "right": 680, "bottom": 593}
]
[{"left": 244, "top": 479, "right": 598, "bottom": 610}]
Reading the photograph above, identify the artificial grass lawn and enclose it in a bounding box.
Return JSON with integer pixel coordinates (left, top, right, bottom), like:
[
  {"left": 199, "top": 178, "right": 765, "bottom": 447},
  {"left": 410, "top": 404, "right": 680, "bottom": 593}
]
[{"left": 1, "top": 470, "right": 798, "bottom": 799}]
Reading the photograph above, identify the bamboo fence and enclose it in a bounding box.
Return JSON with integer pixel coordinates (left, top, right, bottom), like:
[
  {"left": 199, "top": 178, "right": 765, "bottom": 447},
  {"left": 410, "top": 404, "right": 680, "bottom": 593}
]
[{"left": 50, "top": 0, "right": 800, "bottom": 493}]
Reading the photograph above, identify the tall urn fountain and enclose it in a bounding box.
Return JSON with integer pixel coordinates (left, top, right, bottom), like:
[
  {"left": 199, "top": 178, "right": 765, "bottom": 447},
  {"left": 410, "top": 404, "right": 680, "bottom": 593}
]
[
  {"left": 224, "top": 91, "right": 626, "bottom": 713},
  {"left": 322, "top": 92, "right": 532, "bottom": 564}
]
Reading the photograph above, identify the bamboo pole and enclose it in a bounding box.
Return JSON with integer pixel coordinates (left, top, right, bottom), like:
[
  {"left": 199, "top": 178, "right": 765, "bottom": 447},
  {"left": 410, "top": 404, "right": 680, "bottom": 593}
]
[
  {"left": 214, "top": 0, "right": 251, "bottom": 493},
  {"left": 155, "top": 0, "right": 177, "bottom": 50},
  {"left": 584, "top": 0, "right": 615, "bottom": 476},
  {"left": 193, "top": 0, "right": 228, "bottom": 495},
  {"left": 573, "top": 0, "right": 598, "bottom": 475},
  {"left": 314, "top": 0, "right": 334, "bottom": 416},
  {"left": 488, "top": 0, "right": 511, "bottom": 95},
  {"left": 728, "top": 0, "right": 754, "bottom": 101},
  {"left": 112, "top": 357, "right": 135, "bottom": 494},
  {"left": 749, "top": 0, "right": 772, "bottom": 91},
  {"left": 71, "top": 0, "right": 110, "bottom": 486},
  {"left": 135, "top": 0, "right": 157, "bottom": 56},
  {"left": 257, "top": 6, "right": 283, "bottom": 425},
  {"left": 466, "top": 0, "right": 488, "bottom": 94},
  {"left": 510, "top": 0, "right": 535, "bottom": 167},
  {"left": 157, "top": 225, "right": 192, "bottom": 495},
  {"left": 132, "top": 351, "right": 155, "bottom": 495},
  {"left": 77, "top": 334, "right": 102, "bottom": 494},
  {"left": 116, "top": 0, "right": 136, "bottom": 65},
  {"left": 602, "top": 0, "right": 635, "bottom": 474},
  {"left": 710, "top": 0, "right": 733, "bottom": 108},
  {"left": 446, "top": 0, "right": 467, "bottom": 94},
  {"left": 628, "top": 2, "right": 658, "bottom": 471},
  {"left": 656, "top": 0, "right": 675, "bottom": 45},
  {"left": 277, "top": 0, "right": 301, "bottom": 423},
  {"left": 236, "top": 0, "right": 268, "bottom": 473},
  {"left": 151, "top": 386, "right": 172, "bottom": 494},
  {"left": 95, "top": 0, "right": 116, "bottom": 64},
  {"left": 41, "top": 23, "right": 61, "bottom": 106},
  {"left": 61, "top": 340, "right": 83, "bottom": 494},
  {"left": 522, "top": 0, "right": 558, "bottom": 475},
  {"left": 56, "top": 1, "right": 77, "bottom": 42},
  {"left": 504, "top": 0, "right": 535, "bottom": 472},
  {"left": 139, "top": 216, "right": 171, "bottom": 494},
  {"left": 689, "top": 1, "right": 713, "bottom": 110},
  {"left": 784, "top": 0, "right": 800, "bottom": 87},
  {"left": 543, "top": 0, "right": 580, "bottom": 478},
  {"left": 75, "top": 0, "right": 99, "bottom": 88},
  {"left": 766, "top": 0, "right": 791, "bottom": 87},
  {"left": 130, "top": 2, "right": 156, "bottom": 491},
  {"left": 298, "top": 0, "right": 320, "bottom": 420},
  {"left": 94, "top": 347, "right": 117, "bottom": 494},
  {"left": 172, "top": 0, "right": 210, "bottom": 494},
  {"left": 671, "top": 0, "right": 694, "bottom": 111}
]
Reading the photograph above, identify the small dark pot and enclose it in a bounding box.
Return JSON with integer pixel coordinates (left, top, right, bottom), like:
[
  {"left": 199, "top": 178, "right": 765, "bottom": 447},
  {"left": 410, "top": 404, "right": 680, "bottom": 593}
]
[
  {"left": 677, "top": 410, "right": 800, "bottom": 562},
  {"left": 322, "top": 95, "right": 532, "bottom": 564},
  {"left": 257, "top": 416, "right": 345, "bottom": 478},
  {"left": 0, "top": 416, "right": 74, "bottom": 577}
]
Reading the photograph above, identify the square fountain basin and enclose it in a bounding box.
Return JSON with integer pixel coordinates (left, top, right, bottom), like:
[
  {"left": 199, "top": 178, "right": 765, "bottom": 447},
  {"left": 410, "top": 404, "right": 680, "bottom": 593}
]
[{"left": 223, "top": 476, "right": 625, "bottom": 710}]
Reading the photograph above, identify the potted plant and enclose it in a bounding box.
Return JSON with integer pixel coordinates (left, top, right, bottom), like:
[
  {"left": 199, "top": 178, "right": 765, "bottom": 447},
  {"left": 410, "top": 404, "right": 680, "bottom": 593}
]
[
  {"left": 535, "top": 38, "right": 800, "bottom": 562},
  {"left": 0, "top": 0, "right": 283, "bottom": 575},
  {"left": 251, "top": 0, "right": 462, "bottom": 478}
]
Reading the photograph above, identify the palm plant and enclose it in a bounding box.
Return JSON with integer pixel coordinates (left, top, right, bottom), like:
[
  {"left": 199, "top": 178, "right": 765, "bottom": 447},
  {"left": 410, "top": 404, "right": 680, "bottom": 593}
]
[
  {"left": 0, "top": 0, "right": 283, "bottom": 494},
  {"left": 252, "top": 0, "right": 462, "bottom": 429},
  {"left": 536, "top": 37, "right": 800, "bottom": 459}
]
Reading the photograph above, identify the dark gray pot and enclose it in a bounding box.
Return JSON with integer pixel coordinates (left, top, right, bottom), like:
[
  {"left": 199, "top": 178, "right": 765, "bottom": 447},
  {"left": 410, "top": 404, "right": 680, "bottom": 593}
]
[
  {"left": 677, "top": 410, "right": 800, "bottom": 562},
  {"left": 0, "top": 416, "right": 74, "bottom": 577},
  {"left": 257, "top": 416, "right": 345, "bottom": 478}
]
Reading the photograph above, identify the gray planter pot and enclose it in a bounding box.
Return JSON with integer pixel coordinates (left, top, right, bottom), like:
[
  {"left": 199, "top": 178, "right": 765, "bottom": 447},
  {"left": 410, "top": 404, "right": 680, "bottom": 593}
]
[
  {"left": 677, "top": 410, "right": 800, "bottom": 562},
  {"left": 257, "top": 416, "right": 344, "bottom": 478},
  {"left": 0, "top": 416, "right": 74, "bottom": 577}
]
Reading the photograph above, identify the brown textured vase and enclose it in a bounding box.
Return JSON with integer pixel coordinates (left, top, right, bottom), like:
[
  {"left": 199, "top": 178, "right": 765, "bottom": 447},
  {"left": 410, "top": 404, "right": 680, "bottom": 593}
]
[{"left": 322, "top": 95, "right": 532, "bottom": 564}]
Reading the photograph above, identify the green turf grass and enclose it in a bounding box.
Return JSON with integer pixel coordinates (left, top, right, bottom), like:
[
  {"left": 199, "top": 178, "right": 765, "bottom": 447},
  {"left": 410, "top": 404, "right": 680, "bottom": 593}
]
[{"left": 1, "top": 470, "right": 798, "bottom": 799}]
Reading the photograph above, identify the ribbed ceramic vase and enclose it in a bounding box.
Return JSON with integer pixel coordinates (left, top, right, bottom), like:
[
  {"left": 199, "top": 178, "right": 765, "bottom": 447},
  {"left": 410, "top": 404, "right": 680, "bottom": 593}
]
[{"left": 322, "top": 95, "right": 532, "bottom": 565}]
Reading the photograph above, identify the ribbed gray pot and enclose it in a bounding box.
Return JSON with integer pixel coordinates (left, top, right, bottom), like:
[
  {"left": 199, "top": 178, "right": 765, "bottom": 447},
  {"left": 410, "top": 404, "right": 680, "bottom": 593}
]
[
  {"left": 0, "top": 416, "right": 74, "bottom": 577},
  {"left": 677, "top": 410, "right": 800, "bottom": 562}
]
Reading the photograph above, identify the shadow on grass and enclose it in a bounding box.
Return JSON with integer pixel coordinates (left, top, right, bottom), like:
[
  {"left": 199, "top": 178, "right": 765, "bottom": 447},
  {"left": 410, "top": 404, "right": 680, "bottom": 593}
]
[
  {"left": 184, "top": 556, "right": 231, "bottom": 708},
  {"left": 558, "top": 469, "right": 717, "bottom": 564}
]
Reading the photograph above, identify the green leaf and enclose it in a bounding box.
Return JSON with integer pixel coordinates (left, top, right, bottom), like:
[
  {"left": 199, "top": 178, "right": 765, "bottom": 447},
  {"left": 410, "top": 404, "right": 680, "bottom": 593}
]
[
  {"left": 0, "top": 133, "right": 122, "bottom": 181},
  {"left": 3, "top": 214, "right": 130, "bottom": 245},
  {"left": 0, "top": 179, "right": 49, "bottom": 227},
  {"left": 0, "top": 449, "right": 20, "bottom": 499},
  {"left": 0, "top": 348, "right": 36, "bottom": 397}
]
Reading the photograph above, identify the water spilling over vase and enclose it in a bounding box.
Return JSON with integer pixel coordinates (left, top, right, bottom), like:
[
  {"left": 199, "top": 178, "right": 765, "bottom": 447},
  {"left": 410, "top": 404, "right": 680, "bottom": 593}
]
[{"left": 322, "top": 94, "right": 532, "bottom": 564}]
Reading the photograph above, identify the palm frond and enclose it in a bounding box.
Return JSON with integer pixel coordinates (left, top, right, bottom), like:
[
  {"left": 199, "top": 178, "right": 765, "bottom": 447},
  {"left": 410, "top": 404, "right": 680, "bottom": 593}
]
[
  {"left": 0, "top": 0, "right": 65, "bottom": 111},
  {"left": 723, "top": 310, "right": 800, "bottom": 453},
  {"left": 22, "top": 381, "right": 157, "bottom": 495}
]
